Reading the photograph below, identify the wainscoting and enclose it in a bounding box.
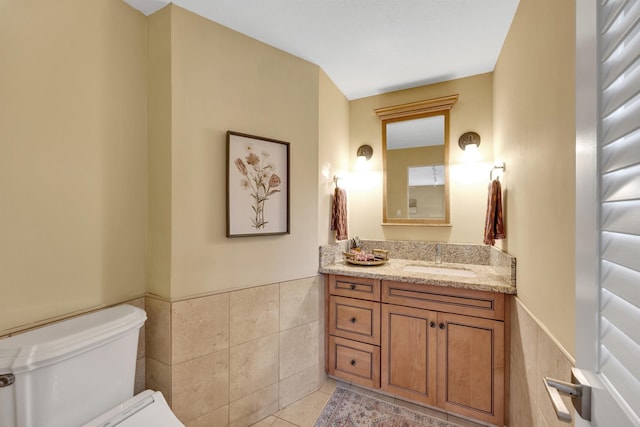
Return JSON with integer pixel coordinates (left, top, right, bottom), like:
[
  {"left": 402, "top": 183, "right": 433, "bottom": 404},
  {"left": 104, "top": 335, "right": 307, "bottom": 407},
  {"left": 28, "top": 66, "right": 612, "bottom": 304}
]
[
  {"left": 144, "top": 275, "right": 326, "bottom": 426},
  {"left": 509, "top": 297, "right": 576, "bottom": 427}
]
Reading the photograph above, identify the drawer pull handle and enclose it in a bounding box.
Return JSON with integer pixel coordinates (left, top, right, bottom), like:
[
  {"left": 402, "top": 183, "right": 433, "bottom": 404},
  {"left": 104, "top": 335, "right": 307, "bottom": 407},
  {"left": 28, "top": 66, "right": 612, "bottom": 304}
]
[
  {"left": 350, "top": 284, "right": 356, "bottom": 290},
  {"left": 439, "top": 323, "right": 445, "bottom": 330},
  {"left": 350, "top": 317, "right": 357, "bottom": 323},
  {"left": 430, "top": 321, "right": 436, "bottom": 328},
  {"left": 351, "top": 360, "right": 356, "bottom": 366}
]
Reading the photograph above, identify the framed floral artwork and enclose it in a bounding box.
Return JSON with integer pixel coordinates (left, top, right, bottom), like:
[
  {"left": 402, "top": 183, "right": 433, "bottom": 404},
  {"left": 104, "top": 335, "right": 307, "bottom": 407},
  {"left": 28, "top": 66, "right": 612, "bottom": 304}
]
[{"left": 226, "top": 131, "right": 290, "bottom": 237}]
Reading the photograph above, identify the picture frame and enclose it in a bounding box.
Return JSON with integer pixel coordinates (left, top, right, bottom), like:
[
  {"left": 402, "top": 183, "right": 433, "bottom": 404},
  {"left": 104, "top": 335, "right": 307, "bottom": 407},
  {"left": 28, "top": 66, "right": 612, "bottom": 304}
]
[{"left": 226, "top": 131, "right": 290, "bottom": 237}]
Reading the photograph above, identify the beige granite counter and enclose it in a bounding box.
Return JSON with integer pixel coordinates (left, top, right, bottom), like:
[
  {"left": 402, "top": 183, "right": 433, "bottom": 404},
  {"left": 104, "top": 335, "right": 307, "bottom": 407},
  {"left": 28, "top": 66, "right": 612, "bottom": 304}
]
[
  {"left": 319, "top": 258, "right": 516, "bottom": 294},
  {"left": 319, "top": 240, "right": 517, "bottom": 295}
]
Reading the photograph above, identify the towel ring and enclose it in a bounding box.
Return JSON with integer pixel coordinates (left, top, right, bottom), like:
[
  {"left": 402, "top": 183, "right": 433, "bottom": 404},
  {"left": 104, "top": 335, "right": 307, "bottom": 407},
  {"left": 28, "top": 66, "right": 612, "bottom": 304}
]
[{"left": 490, "top": 163, "right": 506, "bottom": 181}]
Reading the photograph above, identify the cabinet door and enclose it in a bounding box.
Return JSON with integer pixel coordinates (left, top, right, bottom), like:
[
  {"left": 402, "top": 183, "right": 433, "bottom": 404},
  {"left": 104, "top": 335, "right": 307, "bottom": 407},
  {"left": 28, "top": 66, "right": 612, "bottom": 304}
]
[
  {"left": 381, "top": 304, "right": 437, "bottom": 406},
  {"left": 437, "top": 312, "right": 504, "bottom": 426}
]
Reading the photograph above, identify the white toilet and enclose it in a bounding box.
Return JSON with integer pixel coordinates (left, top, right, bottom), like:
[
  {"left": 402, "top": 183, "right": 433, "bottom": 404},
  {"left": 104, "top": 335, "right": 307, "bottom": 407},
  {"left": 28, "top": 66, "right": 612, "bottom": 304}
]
[{"left": 0, "top": 304, "right": 184, "bottom": 427}]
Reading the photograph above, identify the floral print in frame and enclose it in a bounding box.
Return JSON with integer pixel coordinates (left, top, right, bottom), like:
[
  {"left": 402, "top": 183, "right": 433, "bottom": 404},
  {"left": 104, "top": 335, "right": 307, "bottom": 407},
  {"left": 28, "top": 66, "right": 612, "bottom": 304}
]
[{"left": 226, "top": 131, "right": 290, "bottom": 237}]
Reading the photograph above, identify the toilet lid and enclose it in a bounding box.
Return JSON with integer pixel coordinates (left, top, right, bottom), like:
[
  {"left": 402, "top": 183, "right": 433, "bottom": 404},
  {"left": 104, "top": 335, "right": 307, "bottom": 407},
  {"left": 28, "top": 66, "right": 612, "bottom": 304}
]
[{"left": 83, "top": 390, "right": 184, "bottom": 427}]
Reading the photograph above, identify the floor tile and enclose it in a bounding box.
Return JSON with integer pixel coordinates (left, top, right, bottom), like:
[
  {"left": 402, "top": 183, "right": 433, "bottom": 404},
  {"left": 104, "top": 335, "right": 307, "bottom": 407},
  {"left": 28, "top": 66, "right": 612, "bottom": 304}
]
[
  {"left": 278, "top": 391, "right": 331, "bottom": 427},
  {"left": 249, "top": 416, "right": 277, "bottom": 427},
  {"left": 318, "top": 378, "right": 337, "bottom": 395},
  {"left": 272, "top": 419, "right": 299, "bottom": 427}
]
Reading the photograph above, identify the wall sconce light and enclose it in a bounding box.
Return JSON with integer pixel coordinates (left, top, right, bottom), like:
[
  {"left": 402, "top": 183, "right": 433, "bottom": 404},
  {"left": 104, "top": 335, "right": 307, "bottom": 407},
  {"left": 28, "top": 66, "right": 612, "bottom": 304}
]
[
  {"left": 458, "top": 132, "right": 482, "bottom": 161},
  {"left": 356, "top": 144, "right": 373, "bottom": 161},
  {"left": 356, "top": 144, "right": 373, "bottom": 169}
]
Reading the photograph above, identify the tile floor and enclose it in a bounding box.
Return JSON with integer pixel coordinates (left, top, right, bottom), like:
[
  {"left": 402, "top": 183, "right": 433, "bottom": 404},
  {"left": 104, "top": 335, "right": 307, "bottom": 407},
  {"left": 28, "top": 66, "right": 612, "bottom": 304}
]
[{"left": 249, "top": 379, "right": 487, "bottom": 427}]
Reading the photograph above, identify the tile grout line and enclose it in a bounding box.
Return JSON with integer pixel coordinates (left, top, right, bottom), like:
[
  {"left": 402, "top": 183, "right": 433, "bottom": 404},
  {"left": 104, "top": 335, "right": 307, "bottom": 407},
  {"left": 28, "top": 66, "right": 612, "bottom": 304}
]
[{"left": 276, "top": 387, "right": 337, "bottom": 427}]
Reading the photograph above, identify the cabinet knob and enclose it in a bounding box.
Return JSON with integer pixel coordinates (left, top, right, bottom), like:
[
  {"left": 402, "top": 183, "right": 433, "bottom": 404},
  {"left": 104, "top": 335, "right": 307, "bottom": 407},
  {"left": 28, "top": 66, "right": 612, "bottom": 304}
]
[
  {"left": 439, "top": 323, "right": 446, "bottom": 330},
  {"left": 430, "top": 321, "right": 436, "bottom": 328},
  {"left": 350, "top": 284, "right": 356, "bottom": 290},
  {"left": 350, "top": 317, "right": 357, "bottom": 323},
  {"left": 350, "top": 360, "right": 356, "bottom": 366}
]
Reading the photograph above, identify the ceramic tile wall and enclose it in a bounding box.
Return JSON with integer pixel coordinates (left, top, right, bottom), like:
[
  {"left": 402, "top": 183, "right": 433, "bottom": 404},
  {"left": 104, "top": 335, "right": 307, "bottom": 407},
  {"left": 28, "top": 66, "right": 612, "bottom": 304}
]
[
  {"left": 509, "top": 297, "right": 576, "bottom": 427},
  {"left": 145, "top": 275, "right": 326, "bottom": 427}
]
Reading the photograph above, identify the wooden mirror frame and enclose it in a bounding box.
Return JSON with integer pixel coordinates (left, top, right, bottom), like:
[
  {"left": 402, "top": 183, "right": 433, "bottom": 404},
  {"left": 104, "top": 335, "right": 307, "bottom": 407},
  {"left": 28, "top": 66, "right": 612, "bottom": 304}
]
[{"left": 375, "top": 94, "right": 458, "bottom": 225}]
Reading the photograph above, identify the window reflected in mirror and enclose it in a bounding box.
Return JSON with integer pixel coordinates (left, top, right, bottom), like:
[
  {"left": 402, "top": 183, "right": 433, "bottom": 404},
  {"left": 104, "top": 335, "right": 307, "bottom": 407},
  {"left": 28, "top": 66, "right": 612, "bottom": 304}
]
[{"left": 408, "top": 165, "right": 445, "bottom": 218}]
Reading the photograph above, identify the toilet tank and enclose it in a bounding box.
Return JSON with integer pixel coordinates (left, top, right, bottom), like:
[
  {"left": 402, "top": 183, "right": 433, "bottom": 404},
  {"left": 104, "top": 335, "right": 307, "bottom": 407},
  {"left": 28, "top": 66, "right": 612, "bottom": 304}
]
[{"left": 0, "top": 304, "right": 146, "bottom": 427}]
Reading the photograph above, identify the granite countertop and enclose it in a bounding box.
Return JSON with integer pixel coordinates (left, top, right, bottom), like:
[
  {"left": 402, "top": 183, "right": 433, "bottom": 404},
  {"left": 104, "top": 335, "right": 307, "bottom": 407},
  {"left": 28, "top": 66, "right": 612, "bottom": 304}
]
[{"left": 319, "top": 258, "right": 517, "bottom": 294}]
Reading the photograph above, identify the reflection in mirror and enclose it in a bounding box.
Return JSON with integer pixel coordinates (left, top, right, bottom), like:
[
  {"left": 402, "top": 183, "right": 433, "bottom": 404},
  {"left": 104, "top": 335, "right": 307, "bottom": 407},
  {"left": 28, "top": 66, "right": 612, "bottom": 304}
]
[
  {"left": 408, "top": 165, "right": 445, "bottom": 218},
  {"left": 386, "top": 116, "right": 446, "bottom": 220},
  {"left": 375, "top": 95, "right": 457, "bottom": 225}
]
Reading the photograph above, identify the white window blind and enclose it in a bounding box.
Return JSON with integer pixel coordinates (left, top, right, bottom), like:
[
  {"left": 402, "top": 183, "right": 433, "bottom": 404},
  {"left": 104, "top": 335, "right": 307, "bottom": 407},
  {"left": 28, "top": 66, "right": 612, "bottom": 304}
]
[{"left": 599, "top": 0, "right": 640, "bottom": 419}]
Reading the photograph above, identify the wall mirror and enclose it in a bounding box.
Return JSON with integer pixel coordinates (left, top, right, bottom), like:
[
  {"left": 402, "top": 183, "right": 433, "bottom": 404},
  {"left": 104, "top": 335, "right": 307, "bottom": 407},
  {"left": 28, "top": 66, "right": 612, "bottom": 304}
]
[{"left": 375, "top": 95, "right": 458, "bottom": 225}]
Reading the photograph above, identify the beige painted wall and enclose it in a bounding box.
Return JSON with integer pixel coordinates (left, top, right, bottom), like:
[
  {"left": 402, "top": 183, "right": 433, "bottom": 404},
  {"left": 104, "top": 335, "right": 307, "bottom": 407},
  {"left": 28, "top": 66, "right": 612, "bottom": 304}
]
[
  {"left": 0, "top": 2, "right": 349, "bottom": 332},
  {"left": 493, "top": 0, "right": 576, "bottom": 354},
  {"left": 156, "top": 6, "right": 326, "bottom": 299},
  {"left": 349, "top": 73, "right": 494, "bottom": 243},
  {"left": 318, "top": 70, "right": 351, "bottom": 245},
  {"left": 147, "top": 6, "right": 173, "bottom": 298},
  {"left": 0, "top": 0, "right": 147, "bottom": 332}
]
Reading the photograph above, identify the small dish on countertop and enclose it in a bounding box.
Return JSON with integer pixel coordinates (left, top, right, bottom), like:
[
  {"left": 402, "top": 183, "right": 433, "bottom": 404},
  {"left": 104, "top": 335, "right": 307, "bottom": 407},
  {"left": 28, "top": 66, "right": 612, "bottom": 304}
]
[{"left": 342, "top": 249, "right": 389, "bottom": 266}]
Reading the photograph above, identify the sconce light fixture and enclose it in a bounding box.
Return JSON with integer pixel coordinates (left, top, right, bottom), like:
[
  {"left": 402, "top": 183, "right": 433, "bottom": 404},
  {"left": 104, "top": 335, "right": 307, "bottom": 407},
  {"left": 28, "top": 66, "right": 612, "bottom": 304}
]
[
  {"left": 458, "top": 131, "right": 481, "bottom": 161},
  {"left": 356, "top": 144, "right": 373, "bottom": 161}
]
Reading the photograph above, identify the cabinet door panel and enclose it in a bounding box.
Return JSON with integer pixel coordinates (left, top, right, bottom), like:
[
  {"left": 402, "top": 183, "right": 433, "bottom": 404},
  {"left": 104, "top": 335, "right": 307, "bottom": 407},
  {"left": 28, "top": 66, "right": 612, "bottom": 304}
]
[
  {"left": 437, "top": 312, "right": 504, "bottom": 426},
  {"left": 381, "top": 304, "right": 437, "bottom": 406}
]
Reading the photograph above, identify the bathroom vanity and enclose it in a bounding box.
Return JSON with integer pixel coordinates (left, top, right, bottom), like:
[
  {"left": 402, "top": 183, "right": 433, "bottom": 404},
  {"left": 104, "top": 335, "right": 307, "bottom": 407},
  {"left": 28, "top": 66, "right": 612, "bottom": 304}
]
[{"left": 319, "top": 242, "right": 516, "bottom": 427}]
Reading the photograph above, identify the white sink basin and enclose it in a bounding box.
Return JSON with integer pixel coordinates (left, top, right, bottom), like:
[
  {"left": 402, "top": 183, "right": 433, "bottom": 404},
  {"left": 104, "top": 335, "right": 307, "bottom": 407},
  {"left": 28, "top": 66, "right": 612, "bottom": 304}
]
[{"left": 403, "top": 265, "right": 476, "bottom": 278}]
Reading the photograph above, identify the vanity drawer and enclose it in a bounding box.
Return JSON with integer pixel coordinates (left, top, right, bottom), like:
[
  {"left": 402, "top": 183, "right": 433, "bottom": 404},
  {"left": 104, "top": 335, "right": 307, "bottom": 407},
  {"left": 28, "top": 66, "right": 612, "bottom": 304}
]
[
  {"left": 329, "top": 275, "right": 381, "bottom": 301},
  {"left": 329, "top": 295, "right": 380, "bottom": 345},
  {"left": 328, "top": 336, "right": 380, "bottom": 388},
  {"left": 381, "top": 280, "right": 505, "bottom": 321}
]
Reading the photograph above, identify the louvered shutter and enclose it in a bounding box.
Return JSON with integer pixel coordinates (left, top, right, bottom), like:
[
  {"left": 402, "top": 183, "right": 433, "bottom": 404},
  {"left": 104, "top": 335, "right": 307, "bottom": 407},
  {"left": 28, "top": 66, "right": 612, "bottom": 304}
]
[{"left": 598, "top": 0, "right": 640, "bottom": 419}]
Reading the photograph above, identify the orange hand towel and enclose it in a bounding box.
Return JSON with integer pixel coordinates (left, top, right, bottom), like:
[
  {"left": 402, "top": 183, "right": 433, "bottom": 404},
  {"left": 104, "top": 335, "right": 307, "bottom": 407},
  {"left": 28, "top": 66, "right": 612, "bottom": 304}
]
[
  {"left": 483, "top": 179, "right": 505, "bottom": 245},
  {"left": 331, "top": 187, "right": 348, "bottom": 241}
]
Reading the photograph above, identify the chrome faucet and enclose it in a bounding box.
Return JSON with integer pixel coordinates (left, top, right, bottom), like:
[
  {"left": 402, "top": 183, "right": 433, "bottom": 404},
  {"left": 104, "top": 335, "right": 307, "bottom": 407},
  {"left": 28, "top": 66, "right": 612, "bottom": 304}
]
[{"left": 435, "top": 243, "right": 442, "bottom": 264}]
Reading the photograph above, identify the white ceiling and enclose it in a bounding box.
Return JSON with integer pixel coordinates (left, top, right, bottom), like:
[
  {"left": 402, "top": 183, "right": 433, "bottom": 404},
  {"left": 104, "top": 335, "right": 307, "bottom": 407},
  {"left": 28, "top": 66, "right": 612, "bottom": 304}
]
[{"left": 123, "top": 0, "right": 519, "bottom": 100}]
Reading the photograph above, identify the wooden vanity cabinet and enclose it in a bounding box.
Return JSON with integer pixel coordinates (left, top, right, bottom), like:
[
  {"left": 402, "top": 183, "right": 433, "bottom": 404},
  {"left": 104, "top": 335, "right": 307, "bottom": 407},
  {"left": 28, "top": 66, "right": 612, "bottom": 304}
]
[
  {"left": 326, "top": 274, "right": 508, "bottom": 427},
  {"left": 329, "top": 295, "right": 380, "bottom": 345},
  {"left": 328, "top": 274, "right": 381, "bottom": 300},
  {"left": 436, "top": 312, "right": 504, "bottom": 424},
  {"left": 326, "top": 275, "right": 381, "bottom": 388},
  {"left": 381, "top": 303, "right": 438, "bottom": 406},
  {"left": 381, "top": 280, "right": 506, "bottom": 426},
  {"left": 328, "top": 336, "right": 380, "bottom": 388}
]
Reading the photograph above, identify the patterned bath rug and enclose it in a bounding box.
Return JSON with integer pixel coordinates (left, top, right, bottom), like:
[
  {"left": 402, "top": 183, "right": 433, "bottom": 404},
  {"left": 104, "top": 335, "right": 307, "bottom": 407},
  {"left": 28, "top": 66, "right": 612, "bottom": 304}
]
[{"left": 314, "top": 386, "right": 461, "bottom": 427}]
